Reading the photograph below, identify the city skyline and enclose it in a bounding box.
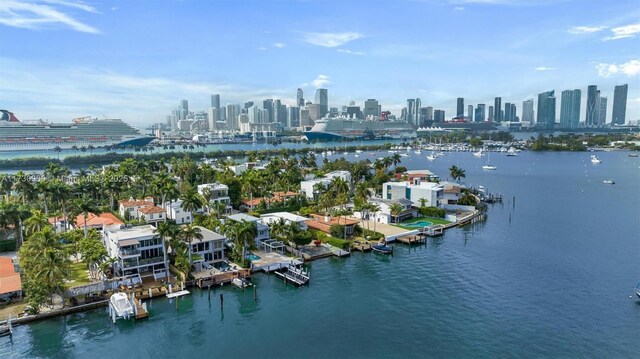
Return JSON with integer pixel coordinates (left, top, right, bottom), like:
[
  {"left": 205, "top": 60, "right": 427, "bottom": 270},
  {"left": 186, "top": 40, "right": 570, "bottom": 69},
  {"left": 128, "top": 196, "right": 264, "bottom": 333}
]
[{"left": 1, "top": 0, "right": 639, "bottom": 125}]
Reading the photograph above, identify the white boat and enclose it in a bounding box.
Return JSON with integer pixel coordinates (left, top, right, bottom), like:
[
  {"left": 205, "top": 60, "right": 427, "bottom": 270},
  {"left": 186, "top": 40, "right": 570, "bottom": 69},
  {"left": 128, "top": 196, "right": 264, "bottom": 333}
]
[
  {"left": 400, "top": 153, "right": 409, "bottom": 157},
  {"left": 426, "top": 153, "right": 437, "bottom": 161},
  {"left": 232, "top": 278, "right": 252, "bottom": 288},
  {"left": 602, "top": 179, "right": 615, "bottom": 184},
  {"left": 506, "top": 147, "right": 518, "bottom": 156},
  {"left": 590, "top": 155, "right": 601, "bottom": 164},
  {"left": 354, "top": 154, "right": 360, "bottom": 157},
  {"left": 482, "top": 165, "right": 497, "bottom": 170},
  {"left": 343, "top": 152, "right": 348, "bottom": 155},
  {"left": 436, "top": 151, "right": 445, "bottom": 157},
  {"left": 414, "top": 150, "right": 422, "bottom": 155},
  {"left": 355, "top": 149, "right": 363, "bottom": 154},
  {"left": 108, "top": 292, "right": 135, "bottom": 322},
  {"left": 473, "top": 150, "right": 485, "bottom": 157}
]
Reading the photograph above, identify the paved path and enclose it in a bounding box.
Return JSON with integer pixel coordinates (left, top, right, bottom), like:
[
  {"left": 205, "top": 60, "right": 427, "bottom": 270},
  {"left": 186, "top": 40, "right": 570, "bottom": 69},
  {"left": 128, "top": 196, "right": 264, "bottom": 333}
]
[{"left": 349, "top": 217, "right": 413, "bottom": 237}]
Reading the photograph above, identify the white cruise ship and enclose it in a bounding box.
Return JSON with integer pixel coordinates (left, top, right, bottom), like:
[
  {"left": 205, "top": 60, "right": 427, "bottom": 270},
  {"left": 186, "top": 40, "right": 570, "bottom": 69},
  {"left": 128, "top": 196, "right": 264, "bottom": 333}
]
[
  {"left": 304, "top": 117, "right": 416, "bottom": 141},
  {"left": 0, "top": 110, "right": 154, "bottom": 151}
]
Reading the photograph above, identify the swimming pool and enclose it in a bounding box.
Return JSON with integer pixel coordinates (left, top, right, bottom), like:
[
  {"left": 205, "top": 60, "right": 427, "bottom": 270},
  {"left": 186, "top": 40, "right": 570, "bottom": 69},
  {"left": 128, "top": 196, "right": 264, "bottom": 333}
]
[
  {"left": 402, "top": 220, "right": 433, "bottom": 228},
  {"left": 246, "top": 254, "right": 261, "bottom": 261}
]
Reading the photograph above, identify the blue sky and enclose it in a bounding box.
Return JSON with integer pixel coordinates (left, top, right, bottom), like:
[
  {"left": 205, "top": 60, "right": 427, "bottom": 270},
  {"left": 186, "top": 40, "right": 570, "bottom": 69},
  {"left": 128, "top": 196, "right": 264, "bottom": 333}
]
[{"left": 1, "top": 0, "right": 639, "bottom": 126}]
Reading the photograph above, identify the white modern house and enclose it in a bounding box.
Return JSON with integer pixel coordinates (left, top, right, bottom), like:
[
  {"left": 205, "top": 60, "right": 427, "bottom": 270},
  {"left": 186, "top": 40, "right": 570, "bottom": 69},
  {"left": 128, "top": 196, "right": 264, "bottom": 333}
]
[
  {"left": 103, "top": 224, "right": 168, "bottom": 280},
  {"left": 190, "top": 226, "right": 225, "bottom": 269},
  {"left": 300, "top": 170, "right": 352, "bottom": 199},
  {"left": 260, "top": 212, "right": 309, "bottom": 231},
  {"left": 227, "top": 213, "right": 270, "bottom": 246},
  {"left": 355, "top": 198, "right": 417, "bottom": 224},
  {"left": 197, "top": 183, "right": 231, "bottom": 210},
  {"left": 164, "top": 200, "right": 193, "bottom": 224},
  {"left": 382, "top": 178, "right": 444, "bottom": 208},
  {"left": 228, "top": 162, "right": 267, "bottom": 176}
]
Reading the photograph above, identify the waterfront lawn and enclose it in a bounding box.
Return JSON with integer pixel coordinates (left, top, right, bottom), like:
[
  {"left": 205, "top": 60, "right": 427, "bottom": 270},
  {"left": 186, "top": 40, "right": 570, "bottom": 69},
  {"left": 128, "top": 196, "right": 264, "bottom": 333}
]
[
  {"left": 392, "top": 216, "right": 451, "bottom": 230},
  {"left": 67, "top": 262, "right": 91, "bottom": 287}
]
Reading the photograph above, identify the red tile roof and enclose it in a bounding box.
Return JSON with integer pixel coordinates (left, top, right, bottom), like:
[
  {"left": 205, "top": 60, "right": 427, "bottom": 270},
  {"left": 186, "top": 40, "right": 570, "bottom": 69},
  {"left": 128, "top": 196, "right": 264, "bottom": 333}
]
[
  {"left": 0, "top": 257, "right": 21, "bottom": 295},
  {"left": 138, "top": 205, "right": 165, "bottom": 215},
  {"left": 306, "top": 214, "right": 359, "bottom": 234},
  {"left": 75, "top": 212, "right": 124, "bottom": 228}
]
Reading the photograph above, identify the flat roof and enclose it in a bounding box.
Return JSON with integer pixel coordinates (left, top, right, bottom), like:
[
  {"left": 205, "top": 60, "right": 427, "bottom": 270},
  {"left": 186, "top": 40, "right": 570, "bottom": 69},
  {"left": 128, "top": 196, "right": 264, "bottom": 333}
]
[
  {"left": 260, "top": 212, "right": 309, "bottom": 222},
  {"left": 193, "top": 226, "right": 225, "bottom": 243},
  {"left": 228, "top": 213, "right": 260, "bottom": 222},
  {"left": 106, "top": 225, "right": 157, "bottom": 241}
]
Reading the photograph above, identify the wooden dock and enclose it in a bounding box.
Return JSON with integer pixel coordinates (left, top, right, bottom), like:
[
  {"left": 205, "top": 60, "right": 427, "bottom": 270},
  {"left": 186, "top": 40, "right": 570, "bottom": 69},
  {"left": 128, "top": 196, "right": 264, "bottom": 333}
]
[
  {"left": 274, "top": 265, "right": 309, "bottom": 286},
  {"left": 395, "top": 235, "right": 426, "bottom": 245},
  {"left": 132, "top": 297, "right": 148, "bottom": 320}
]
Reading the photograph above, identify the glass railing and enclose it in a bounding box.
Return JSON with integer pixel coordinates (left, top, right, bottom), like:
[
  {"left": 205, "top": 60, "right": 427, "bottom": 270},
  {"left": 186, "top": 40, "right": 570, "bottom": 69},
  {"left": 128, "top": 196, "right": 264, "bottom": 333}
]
[{"left": 139, "top": 256, "right": 164, "bottom": 265}]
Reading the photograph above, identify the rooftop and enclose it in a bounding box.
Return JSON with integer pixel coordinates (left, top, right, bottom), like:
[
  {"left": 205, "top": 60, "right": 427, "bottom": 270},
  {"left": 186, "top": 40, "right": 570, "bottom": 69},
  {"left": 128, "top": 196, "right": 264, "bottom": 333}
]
[
  {"left": 0, "top": 256, "right": 21, "bottom": 295},
  {"left": 75, "top": 212, "right": 124, "bottom": 228},
  {"left": 227, "top": 213, "right": 260, "bottom": 222},
  {"left": 105, "top": 224, "right": 158, "bottom": 241},
  {"left": 138, "top": 205, "right": 166, "bottom": 215},
  {"left": 119, "top": 198, "right": 154, "bottom": 207},
  {"left": 261, "top": 212, "right": 309, "bottom": 222},
  {"left": 193, "top": 226, "right": 225, "bottom": 244}
]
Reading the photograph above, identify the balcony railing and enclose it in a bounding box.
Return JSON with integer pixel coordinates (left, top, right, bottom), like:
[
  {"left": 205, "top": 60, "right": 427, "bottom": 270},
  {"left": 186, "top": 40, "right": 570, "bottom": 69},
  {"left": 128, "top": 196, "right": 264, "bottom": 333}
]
[
  {"left": 119, "top": 249, "right": 140, "bottom": 257},
  {"left": 139, "top": 256, "right": 164, "bottom": 265}
]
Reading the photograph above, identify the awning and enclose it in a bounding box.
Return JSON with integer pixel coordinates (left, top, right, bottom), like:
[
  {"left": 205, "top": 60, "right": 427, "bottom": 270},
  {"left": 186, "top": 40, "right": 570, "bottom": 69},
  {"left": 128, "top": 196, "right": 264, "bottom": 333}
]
[{"left": 119, "top": 239, "right": 139, "bottom": 247}]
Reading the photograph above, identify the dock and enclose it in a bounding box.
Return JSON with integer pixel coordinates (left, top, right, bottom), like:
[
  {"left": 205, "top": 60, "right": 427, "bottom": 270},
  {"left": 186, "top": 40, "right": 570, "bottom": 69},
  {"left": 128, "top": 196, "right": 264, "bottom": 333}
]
[
  {"left": 352, "top": 242, "right": 372, "bottom": 252},
  {"left": 166, "top": 290, "right": 190, "bottom": 299},
  {"left": 395, "top": 234, "right": 427, "bottom": 245},
  {"left": 132, "top": 297, "right": 148, "bottom": 320},
  {"left": 331, "top": 248, "right": 351, "bottom": 257},
  {"left": 274, "top": 264, "right": 309, "bottom": 286}
]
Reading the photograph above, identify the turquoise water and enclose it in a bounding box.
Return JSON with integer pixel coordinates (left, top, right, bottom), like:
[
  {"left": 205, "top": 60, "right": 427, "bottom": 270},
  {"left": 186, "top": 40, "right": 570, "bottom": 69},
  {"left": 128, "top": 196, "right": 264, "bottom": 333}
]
[
  {"left": 1, "top": 151, "right": 639, "bottom": 358},
  {"left": 402, "top": 220, "right": 433, "bottom": 228},
  {"left": 246, "top": 254, "right": 261, "bottom": 261}
]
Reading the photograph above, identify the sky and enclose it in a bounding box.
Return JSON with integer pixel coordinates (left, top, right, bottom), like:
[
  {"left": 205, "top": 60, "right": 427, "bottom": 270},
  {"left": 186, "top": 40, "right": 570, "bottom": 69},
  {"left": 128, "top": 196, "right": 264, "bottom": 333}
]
[{"left": 1, "top": 0, "right": 639, "bottom": 127}]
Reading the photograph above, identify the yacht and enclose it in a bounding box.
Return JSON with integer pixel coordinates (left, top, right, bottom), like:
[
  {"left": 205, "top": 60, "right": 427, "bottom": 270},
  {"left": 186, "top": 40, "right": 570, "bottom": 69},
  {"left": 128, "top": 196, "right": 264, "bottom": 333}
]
[
  {"left": 590, "top": 155, "right": 601, "bottom": 164},
  {"left": 602, "top": 179, "right": 615, "bottom": 185},
  {"left": 482, "top": 164, "right": 497, "bottom": 170},
  {"left": 473, "top": 149, "right": 485, "bottom": 157},
  {"left": 426, "top": 152, "right": 437, "bottom": 161}
]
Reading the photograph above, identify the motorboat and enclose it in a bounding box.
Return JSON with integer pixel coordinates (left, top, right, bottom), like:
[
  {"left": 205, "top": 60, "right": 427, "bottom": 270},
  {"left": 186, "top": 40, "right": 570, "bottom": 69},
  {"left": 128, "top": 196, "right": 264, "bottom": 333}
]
[
  {"left": 506, "top": 147, "right": 518, "bottom": 156},
  {"left": 436, "top": 151, "right": 445, "bottom": 157},
  {"left": 426, "top": 153, "right": 437, "bottom": 161},
  {"left": 108, "top": 292, "right": 135, "bottom": 322},
  {"left": 414, "top": 150, "right": 422, "bottom": 155},
  {"left": 232, "top": 277, "right": 252, "bottom": 288},
  {"left": 482, "top": 164, "right": 497, "bottom": 170},
  {"left": 602, "top": 179, "right": 615, "bottom": 184},
  {"left": 400, "top": 153, "right": 409, "bottom": 157},
  {"left": 629, "top": 153, "right": 638, "bottom": 157},
  {"left": 355, "top": 149, "right": 363, "bottom": 154},
  {"left": 473, "top": 150, "right": 485, "bottom": 157},
  {"left": 372, "top": 243, "right": 393, "bottom": 254},
  {"left": 590, "top": 155, "right": 601, "bottom": 164}
]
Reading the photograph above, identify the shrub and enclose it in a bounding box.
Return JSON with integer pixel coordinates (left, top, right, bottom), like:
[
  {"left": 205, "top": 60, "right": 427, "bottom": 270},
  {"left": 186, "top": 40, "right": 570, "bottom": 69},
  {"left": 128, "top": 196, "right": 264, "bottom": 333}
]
[
  {"left": 324, "top": 236, "right": 350, "bottom": 250},
  {"left": 291, "top": 231, "right": 313, "bottom": 247},
  {"left": 329, "top": 224, "right": 345, "bottom": 239},
  {"left": 419, "top": 206, "right": 445, "bottom": 218}
]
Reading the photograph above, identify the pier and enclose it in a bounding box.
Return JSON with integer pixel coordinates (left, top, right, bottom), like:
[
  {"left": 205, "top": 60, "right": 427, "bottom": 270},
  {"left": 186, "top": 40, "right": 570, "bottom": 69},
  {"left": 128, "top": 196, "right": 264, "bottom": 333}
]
[
  {"left": 352, "top": 241, "right": 372, "bottom": 252},
  {"left": 395, "top": 234, "right": 427, "bottom": 245},
  {"left": 274, "top": 264, "right": 309, "bottom": 286}
]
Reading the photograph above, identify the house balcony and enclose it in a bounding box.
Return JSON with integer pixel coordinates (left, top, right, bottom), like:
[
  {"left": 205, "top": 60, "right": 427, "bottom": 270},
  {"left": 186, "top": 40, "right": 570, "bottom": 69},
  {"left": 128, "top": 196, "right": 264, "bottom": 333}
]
[{"left": 139, "top": 256, "right": 165, "bottom": 266}]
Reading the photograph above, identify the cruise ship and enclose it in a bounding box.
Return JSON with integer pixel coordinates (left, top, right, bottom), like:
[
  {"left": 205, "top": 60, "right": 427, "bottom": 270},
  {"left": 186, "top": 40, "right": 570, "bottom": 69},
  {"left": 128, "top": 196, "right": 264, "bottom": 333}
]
[
  {"left": 0, "top": 110, "right": 155, "bottom": 151},
  {"left": 304, "top": 117, "right": 417, "bottom": 141}
]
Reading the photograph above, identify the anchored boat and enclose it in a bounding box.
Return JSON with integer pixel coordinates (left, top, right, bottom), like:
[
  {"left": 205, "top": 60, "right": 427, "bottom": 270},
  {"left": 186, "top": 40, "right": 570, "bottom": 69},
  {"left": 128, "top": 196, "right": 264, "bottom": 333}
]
[{"left": 372, "top": 243, "right": 393, "bottom": 254}]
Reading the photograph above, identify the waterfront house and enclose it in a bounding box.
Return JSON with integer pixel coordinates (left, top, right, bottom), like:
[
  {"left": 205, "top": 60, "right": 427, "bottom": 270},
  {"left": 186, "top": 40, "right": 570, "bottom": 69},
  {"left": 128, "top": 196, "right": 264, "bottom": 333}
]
[
  {"left": 227, "top": 213, "right": 270, "bottom": 246},
  {"left": 260, "top": 212, "right": 309, "bottom": 231},
  {"left": 305, "top": 214, "right": 359, "bottom": 237},
  {"left": 0, "top": 257, "right": 22, "bottom": 302},
  {"left": 228, "top": 162, "right": 267, "bottom": 176},
  {"left": 382, "top": 178, "right": 444, "bottom": 208},
  {"left": 189, "top": 226, "right": 226, "bottom": 271},
  {"left": 73, "top": 212, "right": 124, "bottom": 231},
  {"left": 354, "top": 198, "right": 417, "bottom": 224},
  {"left": 393, "top": 169, "right": 440, "bottom": 183},
  {"left": 138, "top": 205, "right": 166, "bottom": 225},
  {"left": 440, "top": 182, "right": 464, "bottom": 205},
  {"left": 300, "top": 170, "right": 352, "bottom": 199},
  {"left": 103, "top": 224, "right": 168, "bottom": 280},
  {"left": 164, "top": 200, "right": 193, "bottom": 224}
]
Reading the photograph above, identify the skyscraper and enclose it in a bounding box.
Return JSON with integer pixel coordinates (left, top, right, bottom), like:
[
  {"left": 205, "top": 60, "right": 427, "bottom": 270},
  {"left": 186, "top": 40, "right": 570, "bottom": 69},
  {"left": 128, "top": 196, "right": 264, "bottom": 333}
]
[
  {"left": 456, "top": 98, "right": 464, "bottom": 118},
  {"left": 599, "top": 97, "right": 607, "bottom": 125},
  {"left": 425, "top": 107, "right": 434, "bottom": 122},
  {"left": 211, "top": 94, "right": 220, "bottom": 109},
  {"left": 559, "top": 89, "right": 581, "bottom": 129},
  {"left": 226, "top": 104, "right": 240, "bottom": 131},
  {"left": 474, "top": 104, "right": 486, "bottom": 122},
  {"left": 406, "top": 99, "right": 416, "bottom": 125},
  {"left": 537, "top": 90, "right": 556, "bottom": 130},
  {"left": 296, "top": 88, "right": 304, "bottom": 107},
  {"left": 288, "top": 106, "right": 300, "bottom": 128},
  {"left": 415, "top": 98, "right": 422, "bottom": 125},
  {"left": 612, "top": 84, "right": 628, "bottom": 125},
  {"left": 468, "top": 105, "right": 473, "bottom": 121},
  {"left": 315, "top": 89, "right": 328, "bottom": 118},
  {"left": 488, "top": 106, "right": 494, "bottom": 121},
  {"left": 180, "top": 99, "right": 189, "bottom": 114},
  {"left": 522, "top": 99, "right": 534, "bottom": 123},
  {"left": 363, "top": 99, "right": 380, "bottom": 118},
  {"left": 434, "top": 110, "right": 445, "bottom": 123},
  {"left": 586, "top": 85, "right": 599, "bottom": 127},
  {"left": 262, "top": 99, "right": 274, "bottom": 123},
  {"left": 503, "top": 103, "right": 517, "bottom": 121},
  {"left": 494, "top": 97, "right": 502, "bottom": 122}
]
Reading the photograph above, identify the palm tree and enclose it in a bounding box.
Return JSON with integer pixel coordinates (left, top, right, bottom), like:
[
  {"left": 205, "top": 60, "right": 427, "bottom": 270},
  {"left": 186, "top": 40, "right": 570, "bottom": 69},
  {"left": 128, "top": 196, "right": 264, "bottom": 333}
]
[
  {"left": 24, "top": 209, "right": 50, "bottom": 238},
  {"left": 449, "top": 165, "right": 466, "bottom": 183},
  {"left": 13, "top": 171, "right": 35, "bottom": 205},
  {"left": 53, "top": 146, "right": 62, "bottom": 160},
  {"left": 0, "top": 201, "right": 19, "bottom": 241},
  {"left": 180, "top": 188, "right": 203, "bottom": 215},
  {"left": 389, "top": 202, "right": 404, "bottom": 224},
  {"left": 391, "top": 153, "right": 402, "bottom": 168},
  {"left": 179, "top": 224, "right": 203, "bottom": 267},
  {"left": 73, "top": 195, "right": 101, "bottom": 238},
  {"left": 48, "top": 180, "right": 70, "bottom": 232},
  {"left": 155, "top": 221, "right": 180, "bottom": 273},
  {"left": 418, "top": 198, "right": 428, "bottom": 208}
]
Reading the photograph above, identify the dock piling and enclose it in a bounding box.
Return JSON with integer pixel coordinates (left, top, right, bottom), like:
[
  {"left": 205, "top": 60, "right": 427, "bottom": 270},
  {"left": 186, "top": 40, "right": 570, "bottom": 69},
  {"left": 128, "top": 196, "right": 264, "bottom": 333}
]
[
  {"left": 220, "top": 294, "right": 224, "bottom": 309},
  {"left": 208, "top": 285, "right": 211, "bottom": 301},
  {"left": 254, "top": 286, "right": 257, "bottom": 301}
]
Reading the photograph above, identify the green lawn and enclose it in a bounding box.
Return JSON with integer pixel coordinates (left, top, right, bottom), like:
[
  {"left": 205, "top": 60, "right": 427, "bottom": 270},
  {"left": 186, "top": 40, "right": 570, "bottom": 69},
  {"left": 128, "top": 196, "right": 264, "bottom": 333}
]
[
  {"left": 392, "top": 216, "right": 451, "bottom": 230},
  {"left": 68, "top": 261, "right": 91, "bottom": 287}
]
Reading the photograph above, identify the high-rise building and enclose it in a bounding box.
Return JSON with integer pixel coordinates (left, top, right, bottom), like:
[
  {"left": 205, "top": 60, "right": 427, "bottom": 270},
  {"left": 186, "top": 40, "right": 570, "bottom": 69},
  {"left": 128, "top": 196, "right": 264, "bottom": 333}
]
[
  {"left": 522, "top": 99, "right": 534, "bottom": 123},
  {"left": 406, "top": 99, "right": 416, "bottom": 125},
  {"left": 226, "top": 104, "right": 240, "bottom": 131},
  {"left": 425, "top": 107, "right": 434, "bottom": 122},
  {"left": 363, "top": 99, "right": 380, "bottom": 118},
  {"left": 599, "top": 97, "right": 607, "bottom": 125},
  {"left": 180, "top": 99, "right": 189, "bottom": 114},
  {"left": 346, "top": 105, "right": 362, "bottom": 119},
  {"left": 474, "top": 104, "right": 486, "bottom": 122},
  {"left": 262, "top": 99, "right": 274, "bottom": 123},
  {"left": 308, "top": 104, "right": 322, "bottom": 122},
  {"left": 456, "top": 98, "right": 464, "bottom": 118},
  {"left": 559, "top": 89, "right": 581, "bottom": 129},
  {"left": 467, "top": 105, "right": 473, "bottom": 121},
  {"left": 415, "top": 98, "right": 422, "bottom": 125},
  {"left": 504, "top": 103, "right": 517, "bottom": 121},
  {"left": 586, "top": 85, "right": 599, "bottom": 127},
  {"left": 287, "top": 106, "right": 300, "bottom": 128},
  {"left": 537, "top": 90, "right": 556, "bottom": 130},
  {"left": 296, "top": 88, "right": 304, "bottom": 107},
  {"left": 612, "top": 84, "right": 628, "bottom": 125},
  {"left": 488, "top": 106, "right": 494, "bottom": 121},
  {"left": 315, "top": 89, "right": 328, "bottom": 118},
  {"left": 494, "top": 97, "right": 502, "bottom": 122},
  {"left": 207, "top": 107, "right": 217, "bottom": 131},
  {"left": 211, "top": 94, "right": 220, "bottom": 109},
  {"left": 434, "top": 110, "right": 445, "bottom": 123}
]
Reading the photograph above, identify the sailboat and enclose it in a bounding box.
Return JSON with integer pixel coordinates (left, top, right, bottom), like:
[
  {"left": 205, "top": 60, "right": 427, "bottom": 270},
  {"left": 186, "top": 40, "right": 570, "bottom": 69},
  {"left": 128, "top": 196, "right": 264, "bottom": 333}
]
[{"left": 482, "top": 151, "right": 497, "bottom": 170}]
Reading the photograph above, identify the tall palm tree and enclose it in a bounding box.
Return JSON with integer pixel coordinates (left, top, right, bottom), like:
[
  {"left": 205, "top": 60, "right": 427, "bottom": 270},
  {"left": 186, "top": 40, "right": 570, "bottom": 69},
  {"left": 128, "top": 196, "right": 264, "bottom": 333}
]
[
  {"left": 155, "top": 221, "right": 180, "bottom": 274},
  {"left": 0, "top": 201, "right": 19, "bottom": 241},
  {"left": 24, "top": 209, "right": 50, "bottom": 238},
  {"left": 389, "top": 202, "right": 404, "bottom": 224},
  {"left": 13, "top": 171, "right": 35, "bottom": 205},
  {"left": 180, "top": 189, "right": 203, "bottom": 215},
  {"left": 48, "top": 180, "right": 70, "bottom": 232},
  {"left": 180, "top": 224, "right": 203, "bottom": 267},
  {"left": 73, "top": 195, "right": 101, "bottom": 238}
]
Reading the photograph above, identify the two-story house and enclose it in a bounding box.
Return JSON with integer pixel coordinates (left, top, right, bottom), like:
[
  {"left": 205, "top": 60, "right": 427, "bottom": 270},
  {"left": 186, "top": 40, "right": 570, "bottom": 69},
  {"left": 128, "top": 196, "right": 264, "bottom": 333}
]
[
  {"left": 165, "top": 200, "right": 193, "bottom": 224},
  {"left": 382, "top": 178, "right": 444, "bottom": 208},
  {"left": 103, "top": 224, "right": 168, "bottom": 280},
  {"left": 197, "top": 183, "right": 231, "bottom": 212},
  {"left": 227, "top": 213, "right": 270, "bottom": 246},
  {"left": 190, "top": 226, "right": 226, "bottom": 271}
]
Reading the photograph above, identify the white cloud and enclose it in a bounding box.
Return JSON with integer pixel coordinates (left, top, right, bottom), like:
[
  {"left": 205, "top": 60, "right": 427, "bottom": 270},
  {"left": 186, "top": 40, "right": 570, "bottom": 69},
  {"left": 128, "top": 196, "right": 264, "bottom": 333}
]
[
  {"left": 311, "top": 75, "right": 331, "bottom": 88},
  {"left": 595, "top": 59, "right": 640, "bottom": 77},
  {"left": 567, "top": 25, "right": 608, "bottom": 34},
  {"left": 337, "top": 49, "right": 365, "bottom": 56},
  {"left": 454, "top": 6, "right": 465, "bottom": 11},
  {"left": 603, "top": 23, "right": 640, "bottom": 40},
  {"left": 535, "top": 66, "right": 556, "bottom": 71},
  {"left": 301, "top": 31, "right": 363, "bottom": 48},
  {"left": 273, "top": 43, "right": 286, "bottom": 48},
  {"left": 0, "top": 0, "right": 99, "bottom": 33}
]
